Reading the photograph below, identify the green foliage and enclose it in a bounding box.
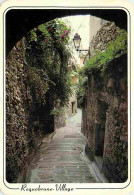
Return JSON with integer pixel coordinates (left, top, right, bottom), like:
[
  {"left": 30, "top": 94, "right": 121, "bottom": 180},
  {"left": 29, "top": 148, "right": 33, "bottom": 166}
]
[
  {"left": 28, "top": 30, "right": 37, "bottom": 42},
  {"left": 26, "top": 66, "right": 49, "bottom": 105},
  {"left": 70, "top": 71, "right": 79, "bottom": 77},
  {"left": 50, "top": 107, "right": 64, "bottom": 116},
  {"left": 77, "top": 29, "right": 127, "bottom": 108},
  {"left": 25, "top": 19, "right": 72, "bottom": 107},
  {"left": 76, "top": 72, "right": 88, "bottom": 108},
  {"left": 83, "top": 30, "right": 127, "bottom": 76}
]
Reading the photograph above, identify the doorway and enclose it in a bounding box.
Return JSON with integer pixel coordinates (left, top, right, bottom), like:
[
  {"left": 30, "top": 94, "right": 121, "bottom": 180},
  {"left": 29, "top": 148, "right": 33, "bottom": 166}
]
[
  {"left": 95, "top": 100, "right": 108, "bottom": 170},
  {"left": 71, "top": 101, "right": 76, "bottom": 114}
]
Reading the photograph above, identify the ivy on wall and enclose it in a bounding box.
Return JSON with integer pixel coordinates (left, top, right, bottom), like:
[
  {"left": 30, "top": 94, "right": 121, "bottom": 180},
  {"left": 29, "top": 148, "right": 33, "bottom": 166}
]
[
  {"left": 77, "top": 29, "right": 127, "bottom": 108},
  {"left": 82, "top": 29, "right": 127, "bottom": 76},
  {"left": 6, "top": 19, "right": 73, "bottom": 183},
  {"left": 25, "top": 19, "right": 72, "bottom": 107},
  {"left": 76, "top": 73, "right": 88, "bottom": 108}
]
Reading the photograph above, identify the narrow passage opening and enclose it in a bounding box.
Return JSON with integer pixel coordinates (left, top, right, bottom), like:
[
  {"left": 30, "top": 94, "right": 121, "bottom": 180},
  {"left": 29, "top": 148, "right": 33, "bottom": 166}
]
[
  {"left": 94, "top": 100, "right": 108, "bottom": 170},
  {"left": 71, "top": 101, "right": 76, "bottom": 114}
]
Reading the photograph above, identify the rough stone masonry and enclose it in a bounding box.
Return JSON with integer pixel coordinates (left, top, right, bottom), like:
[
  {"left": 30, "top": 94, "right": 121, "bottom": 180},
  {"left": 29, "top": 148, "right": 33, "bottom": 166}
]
[{"left": 82, "top": 22, "right": 128, "bottom": 183}]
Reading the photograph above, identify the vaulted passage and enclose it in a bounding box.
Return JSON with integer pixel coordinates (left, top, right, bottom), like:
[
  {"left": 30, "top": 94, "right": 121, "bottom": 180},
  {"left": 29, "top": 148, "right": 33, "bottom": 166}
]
[
  {"left": 6, "top": 9, "right": 127, "bottom": 55},
  {"left": 5, "top": 9, "right": 128, "bottom": 184}
]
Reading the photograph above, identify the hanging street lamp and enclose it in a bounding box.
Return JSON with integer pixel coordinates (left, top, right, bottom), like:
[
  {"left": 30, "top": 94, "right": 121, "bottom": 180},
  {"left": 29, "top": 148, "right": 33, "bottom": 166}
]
[
  {"left": 73, "top": 33, "right": 81, "bottom": 50},
  {"left": 73, "top": 33, "right": 89, "bottom": 53}
]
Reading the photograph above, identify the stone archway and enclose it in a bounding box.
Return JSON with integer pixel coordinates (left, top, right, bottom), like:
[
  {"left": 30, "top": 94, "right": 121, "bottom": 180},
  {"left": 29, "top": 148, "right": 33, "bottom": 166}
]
[
  {"left": 5, "top": 9, "right": 128, "bottom": 183},
  {"left": 6, "top": 9, "right": 127, "bottom": 55}
]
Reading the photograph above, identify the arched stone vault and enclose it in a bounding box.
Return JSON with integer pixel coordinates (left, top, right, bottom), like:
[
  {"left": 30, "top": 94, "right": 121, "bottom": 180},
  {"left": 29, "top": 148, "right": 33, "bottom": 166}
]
[{"left": 6, "top": 9, "right": 127, "bottom": 55}]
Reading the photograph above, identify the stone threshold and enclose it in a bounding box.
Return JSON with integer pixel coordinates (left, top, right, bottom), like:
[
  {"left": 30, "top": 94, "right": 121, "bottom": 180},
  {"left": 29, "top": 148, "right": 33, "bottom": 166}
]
[{"left": 94, "top": 156, "right": 103, "bottom": 172}]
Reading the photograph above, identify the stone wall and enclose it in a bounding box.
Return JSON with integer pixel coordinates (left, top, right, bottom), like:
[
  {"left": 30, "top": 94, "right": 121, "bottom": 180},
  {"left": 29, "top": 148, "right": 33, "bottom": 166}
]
[
  {"left": 82, "top": 22, "right": 128, "bottom": 182},
  {"left": 6, "top": 38, "right": 54, "bottom": 182},
  {"left": 89, "top": 16, "right": 107, "bottom": 46},
  {"left": 90, "top": 22, "right": 120, "bottom": 56},
  {"left": 54, "top": 87, "right": 77, "bottom": 129},
  {"left": 54, "top": 114, "right": 66, "bottom": 129},
  {"left": 6, "top": 38, "right": 30, "bottom": 183},
  {"left": 65, "top": 90, "right": 77, "bottom": 118}
]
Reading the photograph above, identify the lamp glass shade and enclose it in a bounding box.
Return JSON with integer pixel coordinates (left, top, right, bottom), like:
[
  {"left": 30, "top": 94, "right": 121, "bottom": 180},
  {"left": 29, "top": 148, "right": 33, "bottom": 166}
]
[{"left": 73, "top": 33, "right": 81, "bottom": 50}]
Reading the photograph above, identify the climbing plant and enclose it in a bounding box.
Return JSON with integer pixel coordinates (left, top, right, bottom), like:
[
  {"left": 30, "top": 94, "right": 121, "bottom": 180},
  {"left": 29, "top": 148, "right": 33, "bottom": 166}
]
[
  {"left": 77, "top": 29, "right": 127, "bottom": 107},
  {"left": 6, "top": 19, "right": 73, "bottom": 183},
  {"left": 81, "top": 29, "right": 127, "bottom": 76},
  {"left": 25, "top": 18, "right": 72, "bottom": 107},
  {"left": 76, "top": 72, "right": 88, "bottom": 108}
]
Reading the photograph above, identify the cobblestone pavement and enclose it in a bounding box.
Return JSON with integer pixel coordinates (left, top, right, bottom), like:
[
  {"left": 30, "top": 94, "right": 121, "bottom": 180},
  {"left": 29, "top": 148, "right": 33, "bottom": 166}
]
[{"left": 28, "top": 109, "right": 107, "bottom": 183}]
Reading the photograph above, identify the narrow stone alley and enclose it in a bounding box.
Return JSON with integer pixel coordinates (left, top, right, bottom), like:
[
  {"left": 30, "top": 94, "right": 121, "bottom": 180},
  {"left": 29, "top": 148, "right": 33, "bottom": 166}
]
[
  {"left": 5, "top": 10, "right": 128, "bottom": 185},
  {"left": 28, "top": 109, "right": 108, "bottom": 183}
]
